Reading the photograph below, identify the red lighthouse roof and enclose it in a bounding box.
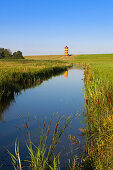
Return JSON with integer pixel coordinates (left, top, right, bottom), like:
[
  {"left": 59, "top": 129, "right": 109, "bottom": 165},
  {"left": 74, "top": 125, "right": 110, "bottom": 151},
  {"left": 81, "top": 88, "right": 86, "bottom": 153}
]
[{"left": 65, "top": 46, "right": 68, "bottom": 49}]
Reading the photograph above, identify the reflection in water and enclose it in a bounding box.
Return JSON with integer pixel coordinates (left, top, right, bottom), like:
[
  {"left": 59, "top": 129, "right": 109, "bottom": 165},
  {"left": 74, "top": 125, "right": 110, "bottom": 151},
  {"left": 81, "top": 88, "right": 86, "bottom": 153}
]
[
  {"left": 64, "top": 70, "right": 68, "bottom": 78},
  {"left": 0, "top": 80, "right": 41, "bottom": 121},
  {"left": 0, "top": 70, "right": 67, "bottom": 121}
]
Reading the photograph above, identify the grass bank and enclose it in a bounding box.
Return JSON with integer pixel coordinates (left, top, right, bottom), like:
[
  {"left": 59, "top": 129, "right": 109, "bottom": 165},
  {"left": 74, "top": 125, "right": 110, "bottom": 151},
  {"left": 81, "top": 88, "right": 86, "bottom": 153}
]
[
  {"left": 0, "top": 59, "right": 71, "bottom": 84},
  {"left": 71, "top": 54, "right": 113, "bottom": 169}
]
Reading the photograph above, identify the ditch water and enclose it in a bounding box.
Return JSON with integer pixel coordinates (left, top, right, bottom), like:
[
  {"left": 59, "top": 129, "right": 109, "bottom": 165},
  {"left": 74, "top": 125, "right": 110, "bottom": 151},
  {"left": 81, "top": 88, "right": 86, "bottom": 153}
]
[{"left": 0, "top": 67, "right": 85, "bottom": 169}]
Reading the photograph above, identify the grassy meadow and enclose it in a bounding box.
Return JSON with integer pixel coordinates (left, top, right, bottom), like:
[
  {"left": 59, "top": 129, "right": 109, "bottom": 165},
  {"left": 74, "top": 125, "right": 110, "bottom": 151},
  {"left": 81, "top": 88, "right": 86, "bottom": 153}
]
[{"left": 0, "top": 54, "right": 113, "bottom": 169}]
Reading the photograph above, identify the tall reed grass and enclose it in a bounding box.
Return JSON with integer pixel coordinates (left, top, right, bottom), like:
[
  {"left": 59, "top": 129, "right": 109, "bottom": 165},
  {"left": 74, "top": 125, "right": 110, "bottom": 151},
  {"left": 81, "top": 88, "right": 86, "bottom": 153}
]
[
  {"left": 8, "top": 115, "right": 71, "bottom": 169},
  {"left": 83, "top": 65, "right": 113, "bottom": 169}
]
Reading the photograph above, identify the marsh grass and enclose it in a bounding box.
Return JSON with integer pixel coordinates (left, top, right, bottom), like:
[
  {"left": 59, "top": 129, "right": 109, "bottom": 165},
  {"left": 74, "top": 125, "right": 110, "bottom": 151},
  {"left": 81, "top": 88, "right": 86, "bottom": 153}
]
[
  {"left": 0, "top": 59, "right": 71, "bottom": 84},
  {"left": 83, "top": 65, "right": 113, "bottom": 169}
]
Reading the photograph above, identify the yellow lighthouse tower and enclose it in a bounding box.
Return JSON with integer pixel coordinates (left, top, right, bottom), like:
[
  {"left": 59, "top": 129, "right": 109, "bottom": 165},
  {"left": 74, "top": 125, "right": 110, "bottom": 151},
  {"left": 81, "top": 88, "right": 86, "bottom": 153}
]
[{"left": 64, "top": 46, "right": 69, "bottom": 56}]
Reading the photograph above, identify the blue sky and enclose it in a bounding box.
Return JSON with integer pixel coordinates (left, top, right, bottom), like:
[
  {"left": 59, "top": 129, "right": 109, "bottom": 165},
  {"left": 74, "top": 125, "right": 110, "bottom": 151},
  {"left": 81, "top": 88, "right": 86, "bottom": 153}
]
[{"left": 0, "top": 0, "right": 113, "bottom": 55}]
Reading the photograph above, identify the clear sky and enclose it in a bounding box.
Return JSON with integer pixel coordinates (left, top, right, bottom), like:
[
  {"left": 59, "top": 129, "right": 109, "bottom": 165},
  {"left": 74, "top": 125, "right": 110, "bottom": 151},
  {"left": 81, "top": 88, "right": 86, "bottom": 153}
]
[{"left": 0, "top": 0, "right": 113, "bottom": 55}]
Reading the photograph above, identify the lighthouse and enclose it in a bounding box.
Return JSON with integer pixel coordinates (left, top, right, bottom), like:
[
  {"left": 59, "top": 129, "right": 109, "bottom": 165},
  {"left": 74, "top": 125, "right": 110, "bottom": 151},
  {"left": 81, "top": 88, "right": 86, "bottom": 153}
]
[{"left": 64, "top": 46, "right": 69, "bottom": 56}]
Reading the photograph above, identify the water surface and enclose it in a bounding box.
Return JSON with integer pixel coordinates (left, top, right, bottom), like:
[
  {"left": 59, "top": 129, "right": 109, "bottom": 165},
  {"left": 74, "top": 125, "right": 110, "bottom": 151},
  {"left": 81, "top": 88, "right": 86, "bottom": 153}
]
[{"left": 0, "top": 67, "right": 85, "bottom": 169}]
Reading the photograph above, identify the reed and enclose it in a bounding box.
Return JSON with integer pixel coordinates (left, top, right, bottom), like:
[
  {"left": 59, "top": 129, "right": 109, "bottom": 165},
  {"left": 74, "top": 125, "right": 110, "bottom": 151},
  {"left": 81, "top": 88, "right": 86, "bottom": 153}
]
[
  {"left": 9, "top": 115, "right": 71, "bottom": 169},
  {"left": 83, "top": 65, "right": 113, "bottom": 169}
]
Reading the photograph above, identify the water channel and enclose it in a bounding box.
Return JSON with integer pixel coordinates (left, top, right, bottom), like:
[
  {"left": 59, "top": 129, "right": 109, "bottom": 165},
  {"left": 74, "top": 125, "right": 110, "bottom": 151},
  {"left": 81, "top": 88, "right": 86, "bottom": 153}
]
[{"left": 0, "top": 67, "right": 85, "bottom": 169}]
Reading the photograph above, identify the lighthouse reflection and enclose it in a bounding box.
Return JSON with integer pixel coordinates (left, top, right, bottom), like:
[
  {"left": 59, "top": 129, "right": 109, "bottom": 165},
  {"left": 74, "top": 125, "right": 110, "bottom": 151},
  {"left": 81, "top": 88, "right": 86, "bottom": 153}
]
[{"left": 64, "top": 70, "right": 68, "bottom": 78}]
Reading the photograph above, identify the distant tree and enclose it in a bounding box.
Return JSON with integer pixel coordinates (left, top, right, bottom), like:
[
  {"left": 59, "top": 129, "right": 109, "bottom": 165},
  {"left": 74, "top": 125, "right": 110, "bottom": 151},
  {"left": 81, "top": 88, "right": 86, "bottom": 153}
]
[
  {"left": 0, "top": 48, "right": 24, "bottom": 59},
  {"left": 4, "top": 49, "right": 12, "bottom": 58},
  {"left": 0, "top": 48, "right": 5, "bottom": 58},
  {"left": 13, "top": 51, "right": 24, "bottom": 59}
]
